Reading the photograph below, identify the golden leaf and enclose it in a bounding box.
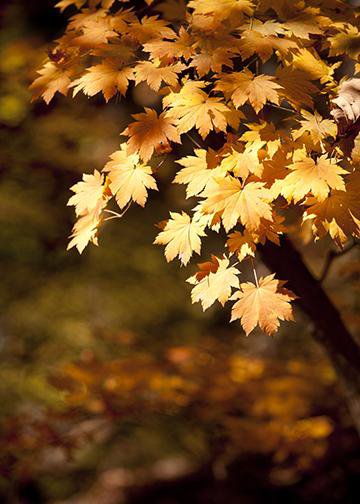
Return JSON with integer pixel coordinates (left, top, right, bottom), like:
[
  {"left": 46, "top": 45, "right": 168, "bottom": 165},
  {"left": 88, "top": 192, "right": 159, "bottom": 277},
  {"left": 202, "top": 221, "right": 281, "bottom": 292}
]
[
  {"left": 292, "top": 110, "right": 337, "bottom": 147},
  {"left": 71, "top": 61, "right": 134, "bottom": 101},
  {"left": 134, "top": 59, "right": 184, "bottom": 91},
  {"left": 30, "top": 61, "right": 73, "bottom": 104},
  {"left": 163, "top": 81, "right": 230, "bottom": 139},
  {"left": 68, "top": 170, "right": 105, "bottom": 217},
  {"left": 231, "top": 274, "right": 295, "bottom": 336},
  {"left": 215, "top": 69, "right": 283, "bottom": 113},
  {"left": 201, "top": 177, "right": 273, "bottom": 232},
  {"left": 187, "top": 256, "right": 240, "bottom": 310},
  {"left": 103, "top": 145, "right": 158, "bottom": 209},
  {"left": 122, "top": 108, "right": 180, "bottom": 162},
  {"left": 154, "top": 211, "right": 207, "bottom": 265},
  {"left": 304, "top": 171, "right": 360, "bottom": 246},
  {"left": 281, "top": 155, "right": 347, "bottom": 203},
  {"left": 174, "top": 149, "right": 225, "bottom": 198}
]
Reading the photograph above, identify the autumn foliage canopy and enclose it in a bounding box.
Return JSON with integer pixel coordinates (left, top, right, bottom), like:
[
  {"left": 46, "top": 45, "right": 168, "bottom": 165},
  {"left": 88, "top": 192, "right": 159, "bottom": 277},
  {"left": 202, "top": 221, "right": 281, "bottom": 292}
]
[{"left": 31, "top": 0, "right": 360, "bottom": 336}]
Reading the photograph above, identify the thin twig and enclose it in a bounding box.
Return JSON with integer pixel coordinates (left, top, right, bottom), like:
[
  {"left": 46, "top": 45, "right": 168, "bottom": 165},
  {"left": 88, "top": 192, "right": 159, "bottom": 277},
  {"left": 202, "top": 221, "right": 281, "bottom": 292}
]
[
  {"left": 267, "top": 103, "right": 295, "bottom": 114},
  {"left": 319, "top": 240, "right": 358, "bottom": 282},
  {"left": 185, "top": 132, "right": 203, "bottom": 149}
]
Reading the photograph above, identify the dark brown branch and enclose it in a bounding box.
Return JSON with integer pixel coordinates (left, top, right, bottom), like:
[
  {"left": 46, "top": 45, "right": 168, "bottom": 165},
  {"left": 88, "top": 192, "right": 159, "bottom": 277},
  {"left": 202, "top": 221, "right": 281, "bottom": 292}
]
[{"left": 259, "top": 236, "right": 360, "bottom": 433}]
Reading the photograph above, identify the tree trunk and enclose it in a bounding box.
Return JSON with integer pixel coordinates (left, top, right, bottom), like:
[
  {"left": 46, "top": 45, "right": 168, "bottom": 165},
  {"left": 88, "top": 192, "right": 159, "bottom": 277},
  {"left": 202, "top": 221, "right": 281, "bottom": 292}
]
[{"left": 259, "top": 236, "right": 360, "bottom": 434}]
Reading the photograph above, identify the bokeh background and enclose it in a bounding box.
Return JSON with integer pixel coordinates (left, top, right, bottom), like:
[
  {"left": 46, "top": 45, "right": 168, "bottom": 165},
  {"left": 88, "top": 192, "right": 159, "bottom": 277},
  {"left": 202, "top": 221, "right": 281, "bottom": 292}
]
[{"left": 0, "top": 1, "right": 360, "bottom": 503}]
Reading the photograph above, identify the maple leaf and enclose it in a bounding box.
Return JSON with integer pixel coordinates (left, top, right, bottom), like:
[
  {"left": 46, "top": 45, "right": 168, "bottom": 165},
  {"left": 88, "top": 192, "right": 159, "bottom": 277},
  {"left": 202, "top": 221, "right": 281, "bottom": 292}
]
[
  {"left": 254, "top": 213, "right": 287, "bottom": 245},
  {"left": 143, "top": 27, "right": 194, "bottom": 61},
  {"left": 154, "top": 211, "right": 207, "bottom": 265},
  {"left": 240, "top": 121, "right": 282, "bottom": 158},
  {"left": 30, "top": 61, "right": 73, "bottom": 104},
  {"left": 219, "top": 144, "right": 264, "bottom": 180},
  {"left": 103, "top": 145, "right": 158, "bottom": 209},
  {"left": 190, "top": 47, "right": 237, "bottom": 77},
  {"left": 237, "top": 27, "right": 297, "bottom": 63},
  {"left": 292, "top": 110, "right": 337, "bottom": 147},
  {"left": 282, "top": 12, "right": 323, "bottom": 39},
  {"left": 174, "top": 149, "right": 225, "bottom": 198},
  {"left": 71, "top": 61, "right": 134, "bottom": 101},
  {"left": 230, "top": 274, "right": 295, "bottom": 336},
  {"left": 304, "top": 171, "right": 360, "bottom": 246},
  {"left": 275, "top": 67, "right": 317, "bottom": 108},
  {"left": 127, "top": 16, "right": 176, "bottom": 43},
  {"left": 260, "top": 148, "right": 290, "bottom": 198},
  {"left": 201, "top": 177, "right": 273, "bottom": 232},
  {"left": 122, "top": 108, "right": 180, "bottom": 162},
  {"left": 67, "top": 170, "right": 110, "bottom": 253},
  {"left": 134, "top": 59, "right": 184, "bottom": 92},
  {"left": 163, "top": 80, "right": 230, "bottom": 139},
  {"left": 68, "top": 170, "right": 105, "bottom": 216},
  {"left": 188, "top": 0, "right": 254, "bottom": 20},
  {"left": 281, "top": 155, "right": 346, "bottom": 203},
  {"left": 329, "top": 26, "right": 360, "bottom": 60},
  {"left": 73, "top": 13, "right": 117, "bottom": 47},
  {"left": 289, "top": 49, "right": 337, "bottom": 83},
  {"left": 194, "top": 255, "right": 220, "bottom": 281},
  {"left": 215, "top": 69, "right": 283, "bottom": 113},
  {"left": 187, "top": 256, "right": 240, "bottom": 310},
  {"left": 67, "top": 204, "right": 104, "bottom": 253},
  {"left": 55, "top": 0, "right": 86, "bottom": 12},
  {"left": 226, "top": 230, "right": 256, "bottom": 261}
]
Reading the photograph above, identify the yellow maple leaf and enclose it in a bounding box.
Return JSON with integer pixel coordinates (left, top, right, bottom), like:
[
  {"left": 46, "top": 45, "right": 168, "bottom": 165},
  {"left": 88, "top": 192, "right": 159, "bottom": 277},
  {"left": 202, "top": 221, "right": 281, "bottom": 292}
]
[
  {"left": 281, "top": 155, "right": 347, "bottom": 203},
  {"left": 304, "top": 171, "right": 360, "bottom": 246},
  {"left": 134, "top": 59, "right": 184, "bottom": 91},
  {"left": 143, "top": 27, "right": 194, "bottom": 61},
  {"left": 190, "top": 47, "right": 237, "bottom": 77},
  {"left": 103, "top": 145, "right": 158, "bottom": 209},
  {"left": 282, "top": 12, "right": 323, "bottom": 39},
  {"left": 275, "top": 67, "right": 317, "bottom": 108},
  {"left": 127, "top": 15, "right": 176, "bottom": 43},
  {"left": 230, "top": 274, "right": 295, "bottom": 336},
  {"left": 71, "top": 61, "right": 134, "bottom": 101},
  {"left": 219, "top": 143, "right": 264, "bottom": 180},
  {"left": 30, "top": 61, "right": 73, "bottom": 104},
  {"left": 154, "top": 211, "right": 207, "bottom": 265},
  {"left": 201, "top": 177, "right": 273, "bottom": 232},
  {"left": 215, "top": 69, "right": 283, "bottom": 113},
  {"left": 174, "top": 149, "right": 225, "bottom": 198},
  {"left": 163, "top": 80, "right": 230, "bottom": 139},
  {"left": 122, "top": 108, "right": 180, "bottom": 162},
  {"left": 67, "top": 170, "right": 105, "bottom": 216},
  {"left": 240, "top": 121, "right": 282, "bottom": 158},
  {"left": 329, "top": 26, "right": 360, "bottom": 60},
  {"left": 187, "top": 256, "right": 240, "bottom": 310},
  {"left": 73, "top": 13, "right": 117, "bottom": 47},
  {"left": 55, "top": 0, "right": 86, "bottom": 11},
  {"left": 67, "top": 205, "right": 104, "bottom": 253},
  {"left": 237, "top": 27, "right": 297, "bottom": 62},
  {"left": 292, "top": 110, "right": 337, "bottom": 147},
  {"left": 188, "top": 0, "right": 254, "bottom": 20},
  {"left": 289, "top": 48, "right": 337, "bottom": 83}
]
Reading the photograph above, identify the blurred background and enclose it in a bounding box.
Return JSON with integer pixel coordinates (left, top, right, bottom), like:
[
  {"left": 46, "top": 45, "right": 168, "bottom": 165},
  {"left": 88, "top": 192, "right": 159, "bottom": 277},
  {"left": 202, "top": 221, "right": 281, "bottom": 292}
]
[{"left": 0, "top": 1, "right": 360, "bottom": 503}]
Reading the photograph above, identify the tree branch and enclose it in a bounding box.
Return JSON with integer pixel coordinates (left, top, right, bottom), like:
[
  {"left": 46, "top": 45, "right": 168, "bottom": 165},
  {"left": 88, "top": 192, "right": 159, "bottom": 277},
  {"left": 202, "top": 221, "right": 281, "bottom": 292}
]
[{"left": 259, "top": 236, "right": 360, "bottom": 433}]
